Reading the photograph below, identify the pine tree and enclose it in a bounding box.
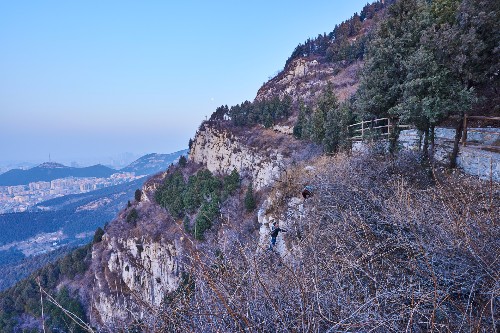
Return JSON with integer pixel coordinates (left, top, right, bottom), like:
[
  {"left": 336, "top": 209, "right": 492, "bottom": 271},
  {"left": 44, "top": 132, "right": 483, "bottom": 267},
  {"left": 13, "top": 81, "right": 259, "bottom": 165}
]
[
  {"left": 312, "top": 83, "right": 339, "bottom": 146},
  {"left": 135, "top": 189, "right": 142, "bottom": 202},
  {"left": 244, "top": 183, "right": 257, "bottom": 212},
  {"left": 178, "top": 155, "right": 187, "bottom": 167},
  {"left": 93, "top": 227, "right": 105, "bottom": 244}
]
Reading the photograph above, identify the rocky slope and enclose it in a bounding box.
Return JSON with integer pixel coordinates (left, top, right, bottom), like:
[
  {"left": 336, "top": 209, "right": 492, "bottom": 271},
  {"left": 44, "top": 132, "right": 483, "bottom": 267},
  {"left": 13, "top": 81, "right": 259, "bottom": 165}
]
[
  {"left": 256, "top": 57, "right": 362, "bottom": 105},
  {"left": 1, "top": 1, "right": 498, "bottom": 331},
  {"left": 82, "top": 120, "right": 321, "bottom": 329},
  {"left": 189, "top": 124, "right": 319, "bottom": 190}
]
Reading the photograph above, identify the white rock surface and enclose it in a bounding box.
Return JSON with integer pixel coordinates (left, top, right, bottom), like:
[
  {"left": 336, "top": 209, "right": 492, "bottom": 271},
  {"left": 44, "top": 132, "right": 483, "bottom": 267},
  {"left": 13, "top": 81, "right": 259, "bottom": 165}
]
[
  {"left": 189, "top": 126, "right": 285, "bottom": 189},
  {"left": 91, "top": 236, "right": 181, "bottom": 327},
  {"left": 257, "top": 193, "right": 305, "bottom": 257}
]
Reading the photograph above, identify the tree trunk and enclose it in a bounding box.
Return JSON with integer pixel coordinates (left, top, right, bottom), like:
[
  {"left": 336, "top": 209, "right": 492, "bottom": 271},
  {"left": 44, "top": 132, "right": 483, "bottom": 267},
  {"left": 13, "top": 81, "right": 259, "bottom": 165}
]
[
  {"left": 430, "top": 125, "right": 435, "bottom": 164},
  {"left": 449, "top": 114, "right": 464, "bottom": 169},
  {"left": 422, "top": 128, "right": 429, "bottom": 160}
]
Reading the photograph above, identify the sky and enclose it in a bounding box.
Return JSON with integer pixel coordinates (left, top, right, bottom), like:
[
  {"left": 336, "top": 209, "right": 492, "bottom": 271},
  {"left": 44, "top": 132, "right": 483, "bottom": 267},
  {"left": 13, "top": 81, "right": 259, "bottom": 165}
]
[{"left": 0, "top": 0, "right": 371, "bottom": 167}]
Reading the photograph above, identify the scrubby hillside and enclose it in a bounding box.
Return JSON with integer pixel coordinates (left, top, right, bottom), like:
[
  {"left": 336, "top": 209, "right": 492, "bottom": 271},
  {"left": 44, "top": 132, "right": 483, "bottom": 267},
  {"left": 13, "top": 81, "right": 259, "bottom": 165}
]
[
  {"left": 0, "top": 0, "right": 498, "bottom": 332},
  {"left": 141, "top": 151, "right": 499, "bottom": 332}
]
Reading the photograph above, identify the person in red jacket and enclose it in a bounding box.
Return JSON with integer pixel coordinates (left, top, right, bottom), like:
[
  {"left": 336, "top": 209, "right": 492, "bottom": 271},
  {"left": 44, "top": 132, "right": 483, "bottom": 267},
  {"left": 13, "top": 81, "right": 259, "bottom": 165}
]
[{"left": 268, "top": 222, "right": 287, "bottom": 251}]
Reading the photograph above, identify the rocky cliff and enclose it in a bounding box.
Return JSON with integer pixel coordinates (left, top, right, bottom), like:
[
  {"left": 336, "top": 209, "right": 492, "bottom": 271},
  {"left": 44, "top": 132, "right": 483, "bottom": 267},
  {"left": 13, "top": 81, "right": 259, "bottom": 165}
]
[
  {"left": 256, "top": 57, "right": 362, "bottom": 104},
  {"left": 87, "top": 194, "right": 185, "bottom": 329},
  {"left": 79, "top": 120, "right": 319, "bottom": 330},
  {"left": 189, "top": 126, "right": 283, "bottom": 190},
  {"left": 189, "top": 123, "right": 321, "bottom": 190}
]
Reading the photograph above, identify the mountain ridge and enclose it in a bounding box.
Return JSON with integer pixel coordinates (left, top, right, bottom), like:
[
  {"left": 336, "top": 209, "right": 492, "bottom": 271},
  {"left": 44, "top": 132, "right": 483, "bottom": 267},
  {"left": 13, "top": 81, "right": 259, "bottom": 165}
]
[
  {"left": 0, "top": 163, "right": 117, "bottom": 186},
  {"left": 0, "top": 0, "right": 498, "bottom": 331},
  {"left": 120, "top": 149, "right": 188, "bottom": 175}
]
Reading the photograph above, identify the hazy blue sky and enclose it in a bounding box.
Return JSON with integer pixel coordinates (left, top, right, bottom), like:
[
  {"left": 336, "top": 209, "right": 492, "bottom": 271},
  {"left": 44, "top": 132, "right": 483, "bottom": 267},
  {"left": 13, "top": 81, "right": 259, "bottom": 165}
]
[{"left": 1, "top": 1, "right": 370, "bottom": 166}]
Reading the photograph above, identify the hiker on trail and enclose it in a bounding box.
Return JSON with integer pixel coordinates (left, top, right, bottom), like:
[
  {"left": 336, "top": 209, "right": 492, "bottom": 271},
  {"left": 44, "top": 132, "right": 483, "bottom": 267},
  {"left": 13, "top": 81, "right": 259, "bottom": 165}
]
[
  {"left": 269, "top": 222, "right": 287, "bottom": 251},
  {"left": 302, "top": 185, "right": 314, "bottom": 199}
]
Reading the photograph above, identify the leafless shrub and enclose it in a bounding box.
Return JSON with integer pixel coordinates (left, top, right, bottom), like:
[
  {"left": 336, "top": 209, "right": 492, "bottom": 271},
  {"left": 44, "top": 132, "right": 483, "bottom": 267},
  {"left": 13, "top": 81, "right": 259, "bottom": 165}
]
[{"left": 99, "top": 151, "right": 498, "bottom": 332}]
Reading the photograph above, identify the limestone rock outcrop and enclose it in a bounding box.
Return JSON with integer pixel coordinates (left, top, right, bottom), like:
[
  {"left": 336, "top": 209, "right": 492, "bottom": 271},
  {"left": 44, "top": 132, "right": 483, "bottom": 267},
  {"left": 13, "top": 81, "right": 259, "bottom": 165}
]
[
  {"left": 189, "top": 126, "right": 286, "bottom": 190},
  {"left": 90, "top": 232, "right": 182, "bottom": 328}
]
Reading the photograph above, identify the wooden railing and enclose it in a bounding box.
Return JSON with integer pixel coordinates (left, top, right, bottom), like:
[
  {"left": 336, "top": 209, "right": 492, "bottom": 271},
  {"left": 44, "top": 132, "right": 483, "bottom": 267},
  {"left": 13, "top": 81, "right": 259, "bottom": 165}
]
[
  {"left": 348, "top": 118, "right": 410, "bottom": 141},
  {"left": 462, "top": 115, "right": 500, "bottom": 150}
]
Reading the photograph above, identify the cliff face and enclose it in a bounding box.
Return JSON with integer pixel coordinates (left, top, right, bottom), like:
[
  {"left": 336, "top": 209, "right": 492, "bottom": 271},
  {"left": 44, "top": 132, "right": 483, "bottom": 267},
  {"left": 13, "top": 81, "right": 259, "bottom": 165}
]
[
  {"left": 190, "top": 125, "right": 296, "bottom": 190},
  {"left": 91, "top": 236, "right": 181, "bottom": 327},
  {"left": 87, "top": 198, "right": 184, "bottom": 329},
  {"left": 82, "top": 119, "right": 322, "bottom": 330}
]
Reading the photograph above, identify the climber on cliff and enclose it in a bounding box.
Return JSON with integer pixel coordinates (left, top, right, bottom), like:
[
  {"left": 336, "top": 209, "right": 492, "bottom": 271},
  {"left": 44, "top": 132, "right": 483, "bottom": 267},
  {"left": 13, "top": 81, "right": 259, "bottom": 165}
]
[{"left": 268, "top": 222, "right": 287, "bottom": 251}]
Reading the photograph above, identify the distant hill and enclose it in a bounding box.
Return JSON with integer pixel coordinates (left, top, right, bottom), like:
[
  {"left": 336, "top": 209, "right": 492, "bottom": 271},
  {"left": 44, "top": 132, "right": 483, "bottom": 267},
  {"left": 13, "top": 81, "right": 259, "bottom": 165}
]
[
  {"left": 0, "top": 162, "right": 117, "bottom": 186},
  {"left": 120, "top": 150, "right": 188, "bottom": 175},
  {"left": 0, "top": 176, "right": 147, "bottom": 290}
]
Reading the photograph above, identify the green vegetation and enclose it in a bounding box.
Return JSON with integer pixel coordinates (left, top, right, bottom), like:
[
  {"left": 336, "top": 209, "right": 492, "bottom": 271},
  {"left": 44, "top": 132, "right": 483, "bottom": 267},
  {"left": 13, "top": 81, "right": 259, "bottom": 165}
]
[
  {"left": 222, "top": 168, "right": 240, "bottom": 199},
  {"left": 44, "top": 287, "right": 87, "bottom": 333},
  {"left": 355, "top": 0, "right": 498, "bottom": 161},
  {"left": 0, "top": 244, "right": 92, "bottom": 332},
  {"left": 194, "top": 195, "right": 220, "bottom": 240},
  {"left": 156, "top": 170, "right": 186, "bottom": 218},
  {"left": 178, "top": 155, "right": 187, "bottom": 167},
  {"left": 135, "top": 189, "right": 142, "bottom": 202},
  {"left": 293, "top": 84, "right": 354, "bottom": 153},
  {"left": 292, "top": 0, "right": 498, "bottom": 162},
  {"left": 93, "top": 227, "right": 105, "bottom": 244},
  {"left": 244, "top": 183, "right": 257, "bottom": 212},
  {"left": 209, "top": 95, "right": 292, "bottom": 128},
  {"left": 155, "top": 168, "right": 240, "bottom": 239},
  {"left": 127, "top": 208, "right": 139, "bottom": 224},
  {"left": 285, "top": 1, "right": 392, "bottom": 67}
]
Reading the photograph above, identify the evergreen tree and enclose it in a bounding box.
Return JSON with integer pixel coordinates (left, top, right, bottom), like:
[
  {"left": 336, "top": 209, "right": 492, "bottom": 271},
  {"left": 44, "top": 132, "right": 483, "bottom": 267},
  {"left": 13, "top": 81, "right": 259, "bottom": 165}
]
[
  {"left": 135, "top": 189, "right": 142, "bottom": 202},
  {"left": 155, "top": 171, "right": 186, "bottom": 218},
  {"left": 355, "top": 0, "right": 477, "bottom": 159},
  {"left": 356, "top": 0, "right": 426, "bottom": 120},
  {"left": 127, "top": 208, "right": 139, "bottom": 224},
  {"left": 222, "top": 168, "right": 240, "bottom": 198},
  {"left": 194, "top": 195, "right": 220, "bottom": 240},
  {"left": 323, "top": 102, "right": 353, "bottom": 153},
  {"left": 93, "top": 227, "right": 105, "bottom": 244},
  {"left": 178, "top": 155, "right": 187, "bottom": 167},
  {"left": 293, "top": 103, "right": 308, "bottom": 139},
  {"left": 244, "top": 183, "right": 257, "bottom": 212},
  {"left": 312, "top": 83, "right": 339, "bottom": 145}
]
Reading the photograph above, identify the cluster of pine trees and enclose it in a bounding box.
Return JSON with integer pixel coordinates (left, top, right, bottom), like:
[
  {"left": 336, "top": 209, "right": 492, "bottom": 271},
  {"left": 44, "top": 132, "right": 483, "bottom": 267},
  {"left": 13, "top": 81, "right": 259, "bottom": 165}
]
[
  {"left": 355, "top": 0, "right": 499, "bottom": 161},
  {"left": 291, "top": 0, "right": 498, "bottom": 162},
  {"left": 285, "top": 0, "right": 394, "bottom": 66},
  {"left": 293, "top": 83, "right": 355, "bottom": 154},
  {"left": 0, "top": 243, "right": 93, "bottom": 332},
  {"left": 155, "top": 168, "right": 240, "bottom": 240},
  {"left": 209, "top": 95, "right": 293, "bottom": 128}
]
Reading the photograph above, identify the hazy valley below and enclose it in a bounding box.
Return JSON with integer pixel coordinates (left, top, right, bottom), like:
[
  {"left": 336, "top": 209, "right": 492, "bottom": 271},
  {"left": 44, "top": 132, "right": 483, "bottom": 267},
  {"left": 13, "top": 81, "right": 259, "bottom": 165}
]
[{"left": 0, "top": 150, "right": 186, "bottom": 290}]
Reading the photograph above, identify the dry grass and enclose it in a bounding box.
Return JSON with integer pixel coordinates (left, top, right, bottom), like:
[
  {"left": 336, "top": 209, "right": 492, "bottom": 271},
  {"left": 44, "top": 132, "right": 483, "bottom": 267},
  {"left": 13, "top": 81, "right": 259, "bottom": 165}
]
[{"left": 110, "top": 151, "right": 498, "bottom": 332}]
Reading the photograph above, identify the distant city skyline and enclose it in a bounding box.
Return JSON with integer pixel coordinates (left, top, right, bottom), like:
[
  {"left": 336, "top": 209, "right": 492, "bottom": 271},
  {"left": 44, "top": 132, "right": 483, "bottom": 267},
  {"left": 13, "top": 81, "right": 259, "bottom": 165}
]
[{"left": 1, "top": 1, "right": 372, "bottom": 165}]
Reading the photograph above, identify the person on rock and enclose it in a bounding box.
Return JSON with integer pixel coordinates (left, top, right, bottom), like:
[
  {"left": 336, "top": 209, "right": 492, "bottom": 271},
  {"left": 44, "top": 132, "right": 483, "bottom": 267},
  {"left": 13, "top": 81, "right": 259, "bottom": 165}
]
[{"left": 268, "top": 222, "right": 287, "bottom": 251}]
